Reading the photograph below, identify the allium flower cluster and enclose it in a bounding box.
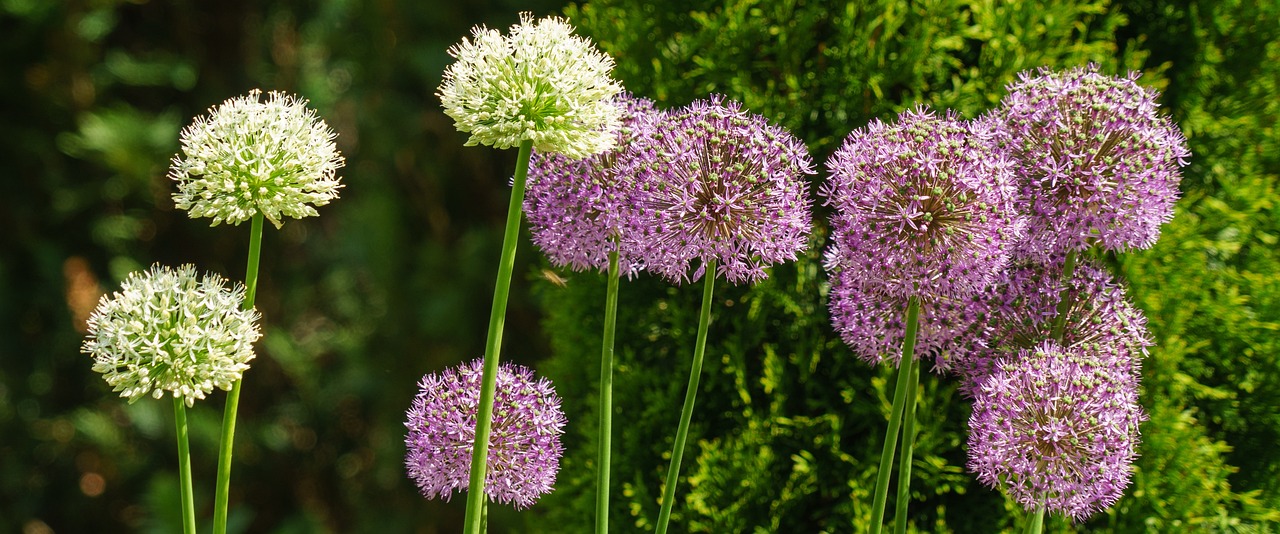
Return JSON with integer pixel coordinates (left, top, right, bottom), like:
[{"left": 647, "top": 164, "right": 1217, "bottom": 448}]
[
  {"left": 523, "top": 94, "right": 660, "bottom": 274},
  {"left": 404, "top": 358, "right": 566, "bottom": 509},
  {"left": 997, "top": 64, "right": 1190, "bottom": 260},
  {"left": 954, "top": 259, "right": 1151, "bottom": 397},
  {"left": 967, "top": 341, "right": 1145, "bottom": 521},
  {"left": 438, "top": 13, "right": 622, "bottom": 159},
  {"left": 623, "top": 95, "right": 814, "bottom": 285},
  {"left": 824, "top": 245, "right": 987, "bottom": 369},
  {"left": 170, "top": 89, "right": 345, "bottom": 229},
  {"left": 821, "top": 106, "right": 1022, "bottom": 301},
  {"left": 82, "top": 264, "right": 261, "bottom": 407}
]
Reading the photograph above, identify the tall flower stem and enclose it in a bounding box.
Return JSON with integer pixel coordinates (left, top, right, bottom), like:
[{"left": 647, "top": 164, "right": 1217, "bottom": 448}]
[
  {"left": 596, "top": 250, "right": 621, "bottom": 533},
  {"left": 174, "top": 397, "right": 197, "bottom": 534},
  {"left": 463, "top": 139, "right": 534, "bottom": 534},
  {"left": 214, "top": 212, "right": 264, "bottom": 534},
  {"left": 1024, "top": 505, "right": 1046, "bottom": 534},
  {"left": 869, "top": 296, "right": 920, "bottom": 534},
  {"left": 654, "top": 258, "right": 718, "bottom": 534},
  {"left": 893, "top": 344, "right": 922, "bottom": 534},
  {"left": 1049, "top": 249, "right": 1079, "bottom": 342}
]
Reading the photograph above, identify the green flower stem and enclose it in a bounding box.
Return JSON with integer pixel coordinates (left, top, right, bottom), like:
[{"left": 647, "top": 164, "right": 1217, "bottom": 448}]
[
  {"left": 654, "top": 258, "right": 718, "bottom": 534},
  {"left": 596, "top": 250, "right": 621, "bottom": 534},
  {"left": 1049, "top": 249, "right": 1079, "bottom": 342},
  {"left": 893, "top": 343, "right": 922, "bottom": 534},
  {"left": 214, "top": 212, "right": 264, "bottom": 534},
  {"left": 463, "top": 139, "right": 534, "bottom": 534},
  {"left": 1024, "top": 505, "right": 1046, "bottom": 534},
  {"left": 869, "top": 295, "right": 920, "bottom": 534},
  {"left": 174, "top": 397, "right": 197, "bottom": 534}
]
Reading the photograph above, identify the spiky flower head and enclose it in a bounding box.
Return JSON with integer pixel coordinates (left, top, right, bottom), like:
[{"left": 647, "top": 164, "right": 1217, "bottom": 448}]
[
  {"left": 967, "top": 340, "right": 1145, "bottom": 521},
  {"left": 404, "top": 358, "right": 566, "bottom": 510},
  {"left": 523, "top": 94, "right": 659, "bottom": 274},
  {"left": 170, "top": 89, "right": 344, "bottom": 229},
  {"left": 821, "top": 106, "right": 1022, "bottom": 301},
  {"left": 438, "top": 12, "right": 623, "bottom": 159},
  {"left": 953, "top": 258, "right": 1151, "bottom": 397},
  {"left": 824, "top": 245, "right": 987, "bottom": 369},
  {"left": 997, "top": 64, "right": 1190, "bottom": 260},
  {"left": 622, "top": 95, "right": 814, "bottom": 285},
  {"left": 81, "top": 264, "right": 261, "bottom": 407}
]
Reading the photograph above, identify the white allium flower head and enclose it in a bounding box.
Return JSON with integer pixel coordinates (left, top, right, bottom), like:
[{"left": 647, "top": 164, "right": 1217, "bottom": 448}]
[
  {"left": 170, "top": 89, "right": 345, "bottom": 229},
  {"left": 438, "top": 12, "right": 623, "bottom": 159},
  {"left": 82, "top": 264, "right": 262, "bottom": 407}
]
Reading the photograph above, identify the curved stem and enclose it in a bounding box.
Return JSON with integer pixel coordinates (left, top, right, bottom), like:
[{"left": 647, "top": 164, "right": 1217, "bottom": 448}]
[
  {"left": 174, "top": 397, "right": 197, "bottom": 534},
  {"left": 869, "top": 296, "right": 919, "bottom": 534},
  {"left": 596, "top": 251, "right": 621, "bottom": 534},
  {"left": 214, "top": 212, "right": 264, "bottom": 534},
  {"left": 654, "top": 258, "right": 718, "bottom": 534},
  {"left": 1049, "top": 249, "right": 1079, "bottom": 342},
  {"left": 462, "top": 139, "right": 534, "bottom": 534},
  {"left": 893, "top": 344, "right": 922, "bottom": 534}
]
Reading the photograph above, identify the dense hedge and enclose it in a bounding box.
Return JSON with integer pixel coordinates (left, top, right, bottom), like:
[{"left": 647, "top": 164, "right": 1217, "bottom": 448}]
[{"left": 530, "top": 0, "right": 1280, "bottom": 532}]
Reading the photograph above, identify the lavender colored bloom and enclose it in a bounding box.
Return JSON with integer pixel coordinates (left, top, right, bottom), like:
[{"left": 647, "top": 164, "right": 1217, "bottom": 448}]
[
  {"left": 821, "top": 106, "right": 1022, "bottom": 302},
  {"left": 523, "top": 94, "right": 660, "bottom": 275},
  {"left": 404, "top": 358, "right": 566, "bottom": 509},
  {"left": 967, "top": 340, "right": 1145, "bottom": 521},
  {"left": 996, "top": 64, "right": 1190, "bottom": 260},
  {"left": 824, "top": 245, "right": 987, "bottom": 369},
  {"left": 622, "top": 95, "right": 814, "bottom": 285},
  {"left": 953, "top": 259, "right": 1151, "bottom": 397}
]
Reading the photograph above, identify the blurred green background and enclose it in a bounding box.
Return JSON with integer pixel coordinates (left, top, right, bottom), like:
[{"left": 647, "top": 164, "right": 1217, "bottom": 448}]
[{"left": 2, "top": 0, "right": 1278, "bottom": 532}]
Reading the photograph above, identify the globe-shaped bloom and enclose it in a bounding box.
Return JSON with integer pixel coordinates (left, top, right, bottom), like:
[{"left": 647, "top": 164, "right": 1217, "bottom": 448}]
[
  {"left": 996, "top": 64, "right": 1190, "bottom": 260},
  {"left": 438, "top": 12, "right": 623, "bottom": 159},
  {"left": 523, "top": 94, "right": 660, "bottom": 275},
  {"left": 953, "top": 259, "right": 1151, "bottom": 398},
  {"left": 824, "top": 244, "right": 988, "bottom": 369},
  {"left": 622, "top": 95, "right": 814, "bottom": 285},
  {"left": 170, "top": 89, "right": 345, "bottom": 229},
  {"left": 404, "top": 358, "right": 566, "bottom": 509},
  {"left": 821, "top": 106, "right": 1022, "bottom": 302},
  {"left": 82, "top": 264, "right": 261, "bottom": 407},
  {"left": 967, "top": 340, "right": 1145, "bottom": 521}
]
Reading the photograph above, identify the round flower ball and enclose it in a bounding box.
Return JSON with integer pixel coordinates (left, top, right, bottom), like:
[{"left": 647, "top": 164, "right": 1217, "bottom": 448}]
[
  {"left": 404, "top": 358, "right": 566, "bottom": 510},
  {"left": 821, "top": 106, "right": 1022, "bottom": 301},
  {"left": 438, "top": 12, "right": 623, "bottom": 159},
  {"left": 523, "top": 93, "right": 660, "bottom": 275},
  {"left": 82, "top": 264, "right": 261, "bottom": 407},
  {"left": 622, "top": 94, "right": 815, "bottom": 285},
  {"left": 170, "top": 89, "right": 345, "bottom": 229},
  {"left": 954, "top": 258, "right": 1151, "bottom": 398},
  {"left": 967, "top": 340, "right": 1145, "bottom": 521},
  {"left": 997, "top": 64, "right": 1190, "bottom": 260}
]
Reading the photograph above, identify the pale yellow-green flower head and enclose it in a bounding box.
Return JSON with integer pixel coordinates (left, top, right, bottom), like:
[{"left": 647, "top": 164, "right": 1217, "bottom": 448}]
[
  {"left": 438, "top": 13, "right": 623, "bottom": 159},
  {"left": 82, "top": 264, "right": 262, "bottom": 407},
  {"left": 170, "top": 89, "right": 345, "bottom": 228}
]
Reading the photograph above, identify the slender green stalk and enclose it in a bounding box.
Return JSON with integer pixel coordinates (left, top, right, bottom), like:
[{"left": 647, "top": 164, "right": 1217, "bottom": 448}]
[
  {"left": 463, "top": 139, "right": 534, "bottom": 534},
  {"left": 1049, "top": 249, "right": 1079, "bottom": 342},
  {"left": 893, "top": 345, "right": 922, "bottom": 534},
  {"left": 1024, "top": 506, "right": 1046, "bottom": 534},
  {"left": 654, "top": 258, "right": 718, "bottom": 534},
  {"left": 596, "top": 250, "right": 621, "bottom": 534},
  {"left": 174, "top": 397, "right": 197, "bottom": 534},
  {"left": 869, "top": 296, "right": 920, "bottom": 534},
  {"left": 214, "top": 212, "right": 264, "bottom": 534}
]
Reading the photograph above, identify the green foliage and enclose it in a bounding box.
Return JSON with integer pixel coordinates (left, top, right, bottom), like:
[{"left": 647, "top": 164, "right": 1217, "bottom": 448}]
[{"left": 528, "top": 0, "right": 1280, "bottom": 532}]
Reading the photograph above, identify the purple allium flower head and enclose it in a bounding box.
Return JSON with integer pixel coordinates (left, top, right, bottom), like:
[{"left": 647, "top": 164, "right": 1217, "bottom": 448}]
[
  {"left": 523, "top": 94, "right": 660, "bottom": 275},
  {"left": 967, "top": 340, "right": 1145, "bottom": 521},
  {"left": 825, "top": 245, "right": 988, "bottom": 369},
  {"left": 404, "top": 358, "right": 566, "bottom": 509},
  {"left": 622, "top": 94, "right": 814, "bottom": 285},
  {"left": 953, "top": 258, "right": 1151, "bottom": 397},
  {"left": 996, "top": 64, "right": 1190, "bottom": 260},
  {"left": 820, "top": 106, "right": 1022, "bottom": 302}
]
